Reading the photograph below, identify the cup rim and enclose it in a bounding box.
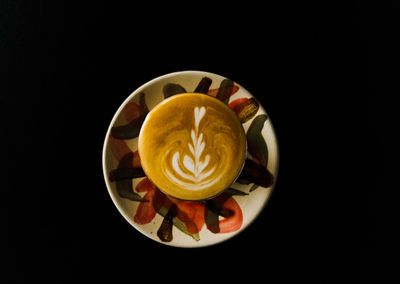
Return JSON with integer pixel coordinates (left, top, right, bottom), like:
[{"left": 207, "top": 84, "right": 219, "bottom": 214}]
[{"left": 137, "top": 92, "right": 248, "bottom": 201}]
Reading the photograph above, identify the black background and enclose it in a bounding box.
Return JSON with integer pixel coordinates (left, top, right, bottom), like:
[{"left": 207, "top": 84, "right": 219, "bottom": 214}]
[{"left": 2, "top": 0, "right": 391, "bottom": 283}]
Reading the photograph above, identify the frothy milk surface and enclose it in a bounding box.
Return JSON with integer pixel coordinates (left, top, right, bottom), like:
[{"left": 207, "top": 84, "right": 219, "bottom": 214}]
[{"left": 138, "top": 93, "right": 246, "bottom": 200}]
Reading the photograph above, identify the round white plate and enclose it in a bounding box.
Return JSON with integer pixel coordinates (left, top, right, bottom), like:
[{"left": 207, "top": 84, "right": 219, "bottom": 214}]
[{"left": 102, "top": 71, "right": 279, "bottom": 247}]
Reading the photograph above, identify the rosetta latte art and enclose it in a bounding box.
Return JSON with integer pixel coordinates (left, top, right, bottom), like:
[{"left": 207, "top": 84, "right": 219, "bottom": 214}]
[
  {"left": 165, "top": 106, "right": 221, "bottom": 190},
  {"left": 138, "top": 93, "right": 246, "bottom": 200}
]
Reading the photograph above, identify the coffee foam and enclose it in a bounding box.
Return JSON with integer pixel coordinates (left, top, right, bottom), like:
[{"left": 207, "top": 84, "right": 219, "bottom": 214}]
[{"left": 138, "top": 93, "right": 246, "bottom": 200}]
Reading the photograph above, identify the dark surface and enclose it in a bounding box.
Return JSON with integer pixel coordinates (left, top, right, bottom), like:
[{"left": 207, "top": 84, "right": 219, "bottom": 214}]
[{"left": 2, "top": 1, "right": 390, "bottom": 283}]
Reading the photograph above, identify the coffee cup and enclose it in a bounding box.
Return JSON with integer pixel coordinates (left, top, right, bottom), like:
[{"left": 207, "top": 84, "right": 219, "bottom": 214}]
[{"left": 138, "top": 92, "right": 247, "bottom": 201}]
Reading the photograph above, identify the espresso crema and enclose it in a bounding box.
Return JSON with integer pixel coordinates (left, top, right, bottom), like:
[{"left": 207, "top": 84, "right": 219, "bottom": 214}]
[{"left": 138, "top": 93, "right": 246, "bottom": 200}]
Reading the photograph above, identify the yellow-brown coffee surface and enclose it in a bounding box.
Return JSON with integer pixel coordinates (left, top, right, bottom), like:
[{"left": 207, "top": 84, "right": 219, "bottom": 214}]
[{"left": 138, "top": 93, "right": 246, "bottom": 200}]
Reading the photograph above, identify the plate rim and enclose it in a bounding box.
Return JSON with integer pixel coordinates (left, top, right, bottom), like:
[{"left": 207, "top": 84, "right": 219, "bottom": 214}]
[{"left": 102, "top": 70, "right": 280, "bottom": 248}]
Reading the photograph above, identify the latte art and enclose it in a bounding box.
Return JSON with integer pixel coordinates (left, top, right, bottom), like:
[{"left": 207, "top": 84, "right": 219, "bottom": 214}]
[
  {"left": 138, "top": 93, "right": 246, "bottom": 200},
  {"left": 166, "top": 106, "right": 220, "bottom": 190}
]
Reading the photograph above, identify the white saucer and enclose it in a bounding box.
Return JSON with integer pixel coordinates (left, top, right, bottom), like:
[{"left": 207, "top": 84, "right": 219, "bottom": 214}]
[{"left": 102, "top": 71, "right": 279, "bottom": 247}]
